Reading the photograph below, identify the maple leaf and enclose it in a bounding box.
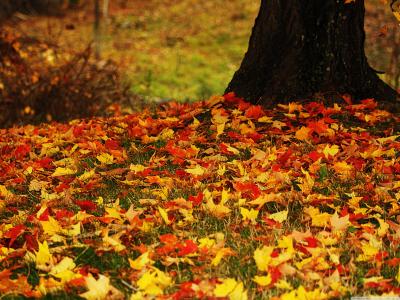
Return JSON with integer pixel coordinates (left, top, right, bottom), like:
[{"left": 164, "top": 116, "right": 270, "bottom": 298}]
[
  {"left": 158, "top": 206, "right": 171, "bottom": 224},
  {"left": 254, "top": 246, "right": 274, "bottom": 272},
  {"left": 102, "top": 229, "right": 126, "bottom": 252},
  {"left": 185, "top": 165, "right": 206, "bottom": 176},
  {"left": 333, "top": 161, "right": 353, "bottom": 177},
  {"left": 297, "top": 169, "right": 314, "bottom": 195},
  {"left": 253, "top": 274, "right": 272, "bottom": 286},
  {"left": 214, "top": 278, "right": 247, "bottom": 299},
  {"left": 41, "top": 216, "right": 63, "bottom": 237},
  {"left": 96, "top": 153, "right": 114, "bottom": 165},
  {"left": 3, "top": 224, "right": 26, "bottom": 247},
  {"left": 240, "top": 207, "right": 259, "bottom": 224},
  {"left": 0, "top": 185, "right": 13, "bottom": 199},
  {"left": 80, "top": 274, "right": 115, "bottom": 300},
  {"left": 397, "top": 268, "right": 400, "bottom": 284},
  {"left": 211, "top": 248, "right": 235, "bottom": 266},
  {"left": 268, "top": 210, "right": 288, "bottom": 223},
  {"left": 78, "top": 169, "right": 96, "bottom": 181},
  {"left": 198, "top": 237, "right": 216, "bottom": 249},
  {"left": 50, "top": 257, "right": 80, "bottom": 283},
  {"left": 245, "top": 105, "right": 264, "bottom": 119},
  {"left": 305, "top": 206, "right": 331, "bottom": 227},
  {"left": 204, "top": 189, "right": 231, "bottom": 218},
  {"left": 280, "top": 286, "right": 328, "bottom": 300},
  {"left": 136, "top": 267, "right": 172, "bottom": 296},
  {"left": 330, "top": 212, "right": 349, "bottom": 232},
  {"left": 322, "top": 144, "right": 339, "bottom": 159},
  {"left": 295, "top": 126, "right": 311, "bottom": 141},
  {"left": 248, "top": 193, "right": 281, "bottom": 209},
  {"left": 51, "top": 167, "right": 76, "bottom": 177},
  {"left": 129, "top": 251, "right": 153, "bottom": 270},
  {"left": 34, "top": 240, "right": 53, "bottom": 270}
]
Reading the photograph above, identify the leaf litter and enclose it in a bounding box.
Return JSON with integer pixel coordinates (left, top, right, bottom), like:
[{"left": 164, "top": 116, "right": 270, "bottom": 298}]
[{"left": 1, "top": 94, "right": 400, "bottom": 299}]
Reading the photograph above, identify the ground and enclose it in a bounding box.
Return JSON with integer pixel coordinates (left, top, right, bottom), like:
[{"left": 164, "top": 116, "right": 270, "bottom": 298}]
[{"left": 1, "top": 95, "right": 400, "bottom": 299}]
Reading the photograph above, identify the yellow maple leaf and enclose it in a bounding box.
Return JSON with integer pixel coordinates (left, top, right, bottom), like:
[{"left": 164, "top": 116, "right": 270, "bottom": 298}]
[
  {"left": 35, "top": 240, "right": 53, "bottom": 270},
  {"left": 298, "top": 169, "right": 314, "bottom": 195},
  {"left": 157, "top": 128, "right": 174, "bottom": 141},
  {"left": 394, "top": 11, "right": 400, "bottom": 21},
  {"left": 272, "top": 236, "right": 295, "bottom": 265},
  {"left": 96, "top": 153, "right": 114, "bottom": 165},
  {"left": 281, "top": 286, "right": 328, "bottom": 300},
  {"left": 322, "top": 144, "right": 339, "bottom": 159},
  {"left": 376, "top": 217, "right": 389, "bottom": 237},
  {"left": 214, "top": 278, "right": 237, "bottom": 297},
  {"left": 253, "top": 274, "right": 272, "bottom": 287},
  {"left": 288, "top": 102, "right": 303, "bottom": 113},
  {"left": 268, "top": 210, "right": 288, "bottom": 223},
  {"left": 130, "top": 164, "right": 146, "bottom": 173},
  {"left": 65, "top": 222, "right": 81, "bottom": 237},
  {"left": 258, "top": 116, "right": 273, "bottom": 123},
  {"left": 137, "top": 268, "right": 172, "bottom": 296},
  {"left": 41, "top": 216, "right": 63, "bottom": 236},
  {"left": 396, "top": 267, "right": 400, "bottom": 284},
  {"left": 253, "top": 246, "right": 274, "bottom": 272},
  {"left": 275, "top": 280, "right": 293, "bottom": 290},
  {"left": 356, "top": 241, "right": 380, "bottom": 261},
  {"left": 198, "top": 237, "right": 216, "bottom": 249},
  {"left": 0, "top": 185, "right": 13, "bottom": 198},
  {"left": 79, "top": 169, "right": 96, "bottom": 181},
  {"left": 216, "top": 123, "right": 225, "bottom": 138},
  {"left": 204, "top": 189, "right": 231, "bottom": 218},
  {"left": 211, "top": 248, "right": 235, "bottom": 266},
  {"left": 333, "top": 161, "right": 353, "bottom": 177},
  {"left": 240, "top": 207, "right": 259, "bottom": 224},
  {"left": 158, "top": 206, "right": 171, "bottom": 224},
  {"left": 295, "top": 126, "right": 311, "bottom": 141},
  {"left": 226, "top": 144, "right": 240, "bottom": 155},
  {"left": 102, "top": 230, "right": 126, "bottom": 252},
  {"left": 129, "top": 252, "right": 153, "bottom": 270},
  {"left": 105, "top": 207, "right": 123, "bottom": 221},
  {"left": 51, "top": 167, "right": 76, "bottom": 177},
  {"left": 50, "top": 257, "right": 80, "bottom": 283},
  {"left": 330, "top": 212, "right": 349, "bottom": 232},
  {"left": 248, "top": 193, "right": 280, "bottom": 209},
  {"left": 229, "top": 281, "right": 248, "bottom": 300},
  {"left": 29, "top": 179, "right": 46, "bottom": 192},
  {"left": 80, "top": 274, "right": 112, "bottom": 300},
  {"left": 185, "top": 165, "right": 206, "bottom": 176},
  {"left": 305, "top": 206, "right": 330, "bottom": 227}
]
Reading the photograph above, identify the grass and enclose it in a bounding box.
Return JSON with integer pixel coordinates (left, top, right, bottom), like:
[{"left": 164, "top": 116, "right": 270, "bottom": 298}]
[{"left": 10, "top": 0, "right": 259, "bottom": 102}]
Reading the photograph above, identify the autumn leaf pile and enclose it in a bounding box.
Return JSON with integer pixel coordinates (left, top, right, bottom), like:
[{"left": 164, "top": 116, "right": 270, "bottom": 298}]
[{"left": 1, "top": 93, "right": 400, "bottom": 299}]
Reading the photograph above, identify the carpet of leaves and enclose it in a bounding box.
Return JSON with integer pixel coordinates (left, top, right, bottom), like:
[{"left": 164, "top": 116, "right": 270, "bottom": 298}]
[{"left": 1, "top": 94, "right": 400, "bottom": 299}]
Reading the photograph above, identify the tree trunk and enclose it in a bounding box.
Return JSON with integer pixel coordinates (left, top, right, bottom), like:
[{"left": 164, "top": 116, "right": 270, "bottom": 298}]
[{"left": 226, "top": 0, "right": 399, "bottom": 105}]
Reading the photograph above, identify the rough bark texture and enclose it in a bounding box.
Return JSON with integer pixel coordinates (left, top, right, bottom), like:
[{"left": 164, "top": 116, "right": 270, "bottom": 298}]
[{"left": 226, "top": 0, "right": 399, "bottom": 105}]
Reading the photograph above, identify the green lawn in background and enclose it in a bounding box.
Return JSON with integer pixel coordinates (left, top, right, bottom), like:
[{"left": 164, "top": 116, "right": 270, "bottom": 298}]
[{"left": 12, "top": 0, "right": 397, "bottom": 103}]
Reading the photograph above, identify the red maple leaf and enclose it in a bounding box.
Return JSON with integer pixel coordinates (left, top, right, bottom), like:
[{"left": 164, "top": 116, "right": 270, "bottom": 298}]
[
  {"left": 177, "top": 240, "right": 198, "bottom": 256},
  {"left": 188, "top": 192, "right": 203, "bottom": 206},
  {"left": 4, "top": 224, "right": 26, "bottom": 247},
  {"left": 245, "top": 105, "right": 265, "bottom": 119}
]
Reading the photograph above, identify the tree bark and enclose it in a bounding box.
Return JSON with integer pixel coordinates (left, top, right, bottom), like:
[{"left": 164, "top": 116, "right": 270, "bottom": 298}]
[{"left": 226, "top": 0, "right": 399, "bottom": 105}]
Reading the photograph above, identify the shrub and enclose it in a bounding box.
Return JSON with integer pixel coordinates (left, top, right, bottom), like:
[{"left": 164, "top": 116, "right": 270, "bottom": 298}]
[{"left": 0, "top": 28, "right": 137, "bottom": 128}]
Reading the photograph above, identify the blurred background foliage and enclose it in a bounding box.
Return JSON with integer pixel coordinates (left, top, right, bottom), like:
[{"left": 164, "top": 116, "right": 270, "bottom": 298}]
[{"left": 0, "top": 0, "right": 399, "bottom": 127}]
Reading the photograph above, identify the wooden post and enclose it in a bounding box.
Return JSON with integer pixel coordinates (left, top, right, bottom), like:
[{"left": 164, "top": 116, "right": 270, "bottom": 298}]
[
  {"left": 103, "top": 0, "right": 109, "bottom": 19},
  {"left": 94, "top": 0, "right": 101, "bottom": 59}
]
